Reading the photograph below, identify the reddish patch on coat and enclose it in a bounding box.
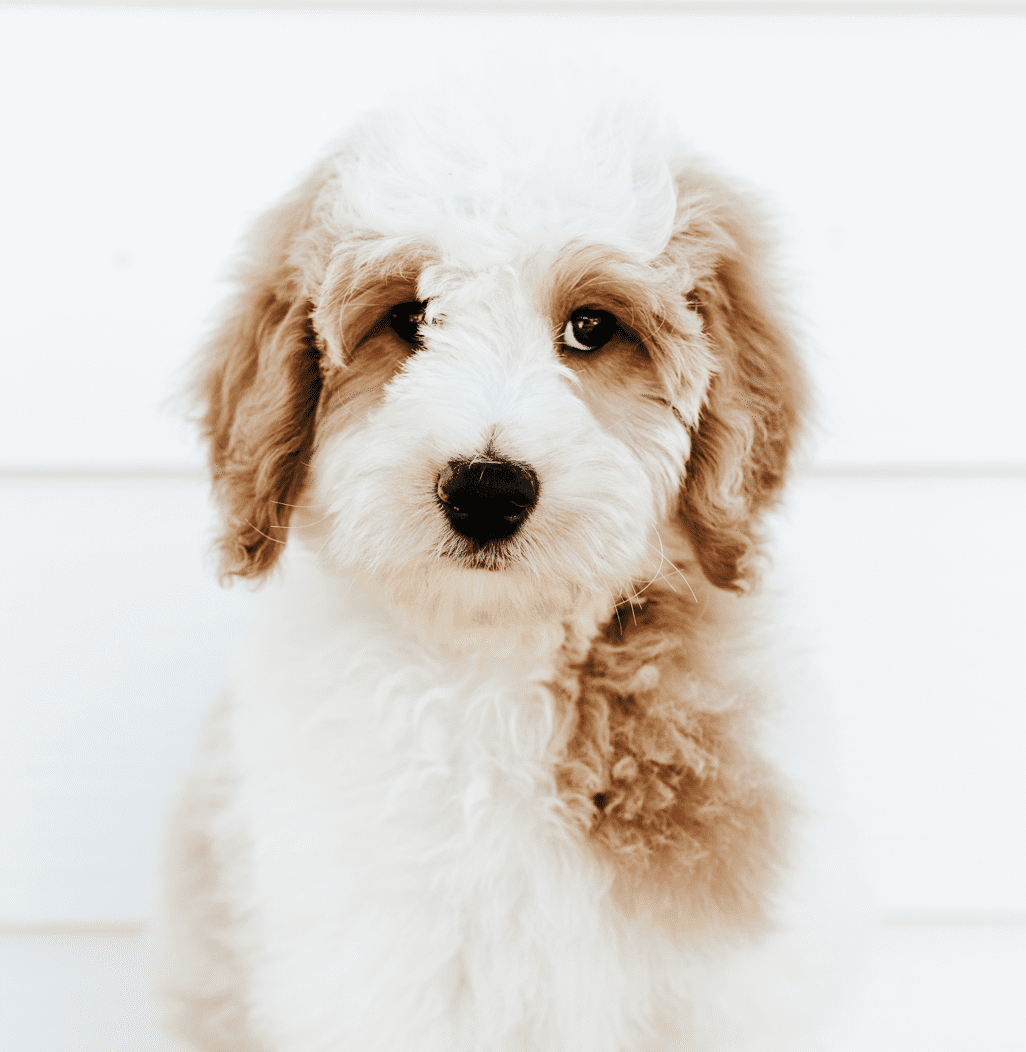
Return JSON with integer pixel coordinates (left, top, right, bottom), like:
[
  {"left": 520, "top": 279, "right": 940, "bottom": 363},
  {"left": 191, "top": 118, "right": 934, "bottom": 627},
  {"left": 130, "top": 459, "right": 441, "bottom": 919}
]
[{"left": 552, "top": 582, "right": 790, "bottom": 933}]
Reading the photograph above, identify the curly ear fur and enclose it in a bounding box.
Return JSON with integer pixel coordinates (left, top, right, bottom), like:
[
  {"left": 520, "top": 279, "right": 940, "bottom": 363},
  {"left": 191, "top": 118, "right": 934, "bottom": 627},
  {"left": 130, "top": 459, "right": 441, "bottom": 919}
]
[
  {"left": 673, "top": 174, "right": 809, "bottom": 592},
  {"left": 194, "top": 171, "right": 330, "bottom": 582}
]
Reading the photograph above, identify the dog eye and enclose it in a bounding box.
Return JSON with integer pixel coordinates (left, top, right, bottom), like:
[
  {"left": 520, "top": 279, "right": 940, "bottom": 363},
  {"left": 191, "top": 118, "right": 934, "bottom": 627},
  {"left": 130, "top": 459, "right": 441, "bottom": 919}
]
[
  {"left": 388, "top": 301, "right": 427, "bottom": 346},
  {"left": 562, "top": 308, "right": 617, "bottom": 352}
]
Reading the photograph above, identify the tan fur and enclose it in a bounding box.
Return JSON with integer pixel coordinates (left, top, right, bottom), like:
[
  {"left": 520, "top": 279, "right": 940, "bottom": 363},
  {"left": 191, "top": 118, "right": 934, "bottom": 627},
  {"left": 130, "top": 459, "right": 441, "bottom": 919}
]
[
  {"left": 664, "top": 171, "right": 809, "bottom": 591},
  {"left": 188, "top": 161, "right": 804, "bottom": 923},
  {"left": 168, "top": 99, "right": 824, "bottom": 1052},
  {"left": 195, "top": 163, "right": 804, "bottom": 592},
  {"left": 551, "top": 564, "right": 789, "bottom": 933},
  {"left": 314, "top": 241, "right": 434, "bottom": 365},
  {"left": 542, "top": 180, "right": 808, "bottom": 596},
  {"left": 543, "top": 243, "right": 708, "bottom": 400},
  {"left": 192, "top": 169, "right": 331, "bottom": 581}
]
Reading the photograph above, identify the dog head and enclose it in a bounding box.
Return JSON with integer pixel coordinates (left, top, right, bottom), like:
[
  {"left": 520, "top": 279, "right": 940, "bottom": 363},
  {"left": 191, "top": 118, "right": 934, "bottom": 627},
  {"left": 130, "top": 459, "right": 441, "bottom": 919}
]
[{"left": 193, "top": 94, "right": 806, "bottom": 624}]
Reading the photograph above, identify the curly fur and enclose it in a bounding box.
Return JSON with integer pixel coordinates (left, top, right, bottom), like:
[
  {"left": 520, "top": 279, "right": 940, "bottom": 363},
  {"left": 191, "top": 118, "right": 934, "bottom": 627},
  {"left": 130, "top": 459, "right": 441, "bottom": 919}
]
[
  {"left": 552, "top": 581, "right": 789, "bottom": 933},
  {"left": 156, "top": 83, "right": 841, "bottom": 1052},
  {"left": 191, "top": 100, "right": 805, "bottom": 595}
]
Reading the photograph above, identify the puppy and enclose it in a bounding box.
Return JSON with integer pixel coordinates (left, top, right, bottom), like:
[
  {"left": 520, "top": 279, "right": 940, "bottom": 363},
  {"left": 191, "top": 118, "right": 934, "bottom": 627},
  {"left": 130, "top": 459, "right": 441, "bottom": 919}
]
[{"left": 156, "top": 87, "right": 840, "bottom": 1052}]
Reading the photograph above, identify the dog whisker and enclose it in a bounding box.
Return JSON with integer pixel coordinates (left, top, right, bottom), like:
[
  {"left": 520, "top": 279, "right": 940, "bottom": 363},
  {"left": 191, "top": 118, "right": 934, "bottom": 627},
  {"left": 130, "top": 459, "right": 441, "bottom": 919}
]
[
  {"left": 270, "top": 514, "right": 333, "bottom": 529},
  {"left": 244, "top": 519, "right": 288, "bottom": 545},
  {"left": 645, "top": 536, "right": 699, "bottom": 604},
  {"left": 640, "top": 392, "right": 687, "bottom": 427}
]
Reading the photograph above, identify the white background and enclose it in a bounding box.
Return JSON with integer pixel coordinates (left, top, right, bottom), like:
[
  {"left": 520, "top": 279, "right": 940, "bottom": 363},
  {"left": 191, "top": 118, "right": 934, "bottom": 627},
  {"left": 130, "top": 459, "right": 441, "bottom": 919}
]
[{"left": 1, "top": 2, "right": 1024, "bottom": 1049}]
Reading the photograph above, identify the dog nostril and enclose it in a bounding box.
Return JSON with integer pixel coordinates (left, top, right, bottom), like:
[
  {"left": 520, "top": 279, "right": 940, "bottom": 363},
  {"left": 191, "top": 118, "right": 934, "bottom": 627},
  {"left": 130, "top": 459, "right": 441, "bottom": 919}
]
[{"left": 437, "top": 457, "right": 539, "bottom": 543}]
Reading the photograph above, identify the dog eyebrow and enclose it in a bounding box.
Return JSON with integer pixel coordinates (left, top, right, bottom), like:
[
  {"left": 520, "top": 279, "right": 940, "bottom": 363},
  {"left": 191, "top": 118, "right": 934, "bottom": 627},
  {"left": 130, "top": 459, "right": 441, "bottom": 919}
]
[
  {"left": 315, "top": 238, "right": 439, "bottom": 360},
  {"left": 544, "top": 243, "right": 702, "bottom": 394},
  {"left": 547, "top": 245, "right": 678, "bottom": 335}
]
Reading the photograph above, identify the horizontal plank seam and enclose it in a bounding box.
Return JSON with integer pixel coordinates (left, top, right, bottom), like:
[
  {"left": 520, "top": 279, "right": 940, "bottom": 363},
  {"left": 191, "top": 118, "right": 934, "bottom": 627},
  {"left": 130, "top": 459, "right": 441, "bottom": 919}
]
[
  {"left": 799, "top": 464, "right": 1026, "bottom": 479},
  {"left": 878, "top": 912, "right": 1026, "bottom": 927},
  {"left": 3, "top": 1, "right": 1025, "bottom": 14},
  {"left": 2, "top": 464, "right": 1025, "bottom": 482},
  {"left": 2, "top": 914, "right": 1025, "bottom": 936},
  {"left": 0, "top": 467, "right": 209, "bottom": 482},
  {"left": 0, "top": 922, "right": 147, "bottom": 936}
]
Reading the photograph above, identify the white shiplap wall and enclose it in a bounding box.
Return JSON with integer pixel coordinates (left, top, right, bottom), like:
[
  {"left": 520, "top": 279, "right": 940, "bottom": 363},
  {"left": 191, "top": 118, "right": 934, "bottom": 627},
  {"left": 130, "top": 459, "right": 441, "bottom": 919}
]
[{"left": 1, "top": 5, "right": 1024, "bottom": 1049}]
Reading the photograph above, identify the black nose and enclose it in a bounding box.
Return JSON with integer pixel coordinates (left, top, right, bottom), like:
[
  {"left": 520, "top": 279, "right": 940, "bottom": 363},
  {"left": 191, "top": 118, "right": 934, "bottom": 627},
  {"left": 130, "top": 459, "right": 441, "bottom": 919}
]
[{"left": 436, "top": 457, "right": 539, "bottom": 543}]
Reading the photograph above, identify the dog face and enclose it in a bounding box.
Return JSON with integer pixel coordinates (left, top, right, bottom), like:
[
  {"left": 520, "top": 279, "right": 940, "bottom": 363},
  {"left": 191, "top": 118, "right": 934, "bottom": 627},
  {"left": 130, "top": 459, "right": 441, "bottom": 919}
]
[{"left": 195, "top": 97, "right": 806, "bottom": 623}]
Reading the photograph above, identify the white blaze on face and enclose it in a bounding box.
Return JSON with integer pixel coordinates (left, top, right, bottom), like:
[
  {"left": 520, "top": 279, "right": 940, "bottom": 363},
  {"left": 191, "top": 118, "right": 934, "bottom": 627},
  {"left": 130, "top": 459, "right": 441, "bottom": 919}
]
[
  {"left": 303, "top": 80, "right": 701, "bottom": 626},
  {"left": 309, "top": 263, "right": 679, "bottom": 626}
]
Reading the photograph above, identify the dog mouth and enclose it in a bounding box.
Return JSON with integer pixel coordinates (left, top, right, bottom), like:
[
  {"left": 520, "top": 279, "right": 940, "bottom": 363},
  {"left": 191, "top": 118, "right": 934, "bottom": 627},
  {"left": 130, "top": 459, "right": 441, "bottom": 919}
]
[{"left": 442, "top": 536, "right": 518, "bottom": 572}]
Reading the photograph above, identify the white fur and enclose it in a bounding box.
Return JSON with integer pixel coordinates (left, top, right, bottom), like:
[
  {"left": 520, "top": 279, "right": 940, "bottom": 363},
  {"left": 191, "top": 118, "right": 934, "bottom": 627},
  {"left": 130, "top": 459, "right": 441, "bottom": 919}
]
[
  {"left": 313, "top": 261, "right": 692, "bottom": 635},
  {"left": 326, "top": 80, "right": 680, "bottom": 268},
  {"left": 203, "top": 554, "right": 838, "bottom": 1052},
  {"left": 157, "top": 85, "right": 853, "bottom": 1052}
]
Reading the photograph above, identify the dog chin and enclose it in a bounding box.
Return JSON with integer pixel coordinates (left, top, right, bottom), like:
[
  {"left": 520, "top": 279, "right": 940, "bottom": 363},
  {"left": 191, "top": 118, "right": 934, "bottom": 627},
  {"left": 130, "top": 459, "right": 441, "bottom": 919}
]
[{"left": 347, "top": 556, "right": 614, "bottom": 648}]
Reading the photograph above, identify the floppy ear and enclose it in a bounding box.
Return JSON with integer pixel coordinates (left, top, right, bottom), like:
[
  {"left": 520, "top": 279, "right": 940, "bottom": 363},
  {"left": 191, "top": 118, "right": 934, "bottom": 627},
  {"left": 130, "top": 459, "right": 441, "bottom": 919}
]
[
  {"left": 674, "top": 176, "right": 809, "bottom": 592},
  {"left": 193, "top": 171, "right": 329, "bottom": 582}
]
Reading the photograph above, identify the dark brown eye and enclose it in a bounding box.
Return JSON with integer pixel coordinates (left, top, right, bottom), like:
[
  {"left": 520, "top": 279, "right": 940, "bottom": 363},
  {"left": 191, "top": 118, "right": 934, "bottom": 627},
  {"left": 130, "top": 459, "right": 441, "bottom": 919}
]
[
  {"left": 563, "top": 308, "right": 617, "bottom": 352},
  {"left": 388, "top": 301, "right": 427, "bottom": 346}
]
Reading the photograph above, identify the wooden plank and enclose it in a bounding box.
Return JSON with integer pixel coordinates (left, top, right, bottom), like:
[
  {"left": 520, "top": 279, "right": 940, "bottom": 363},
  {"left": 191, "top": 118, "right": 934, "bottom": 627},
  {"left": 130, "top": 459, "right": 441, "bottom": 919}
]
[
  {"left": 774, "top": 476, "right": 1026, "bottom": 916},
  {"left": 0, "top": 479, "right": 258, "bottom": 923},
  {"left": 0, "top": 475, "right": 1022, "bottom": 923},
  {"left": 0, "top": 931, "right": 162, "bottom": 1052},
  {"left": 1, "top": 9, "right": 1024, "bottom": 469},
  {"left": 825, "top": 923, "right": 1026, "bottom": 1052},
  {"left": 1, "top": 923, "right": 1023, "bottom": 1051},
  {"left": 3, "top": 0, "right": 1022, "bottom": 8}
]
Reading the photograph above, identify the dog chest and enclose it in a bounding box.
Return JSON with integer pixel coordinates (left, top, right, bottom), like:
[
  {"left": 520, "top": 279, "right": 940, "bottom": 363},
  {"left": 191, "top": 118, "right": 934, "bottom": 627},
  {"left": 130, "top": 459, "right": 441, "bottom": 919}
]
[{"left": 225, "top": 591, "right": 686, "bottom": 1049}]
